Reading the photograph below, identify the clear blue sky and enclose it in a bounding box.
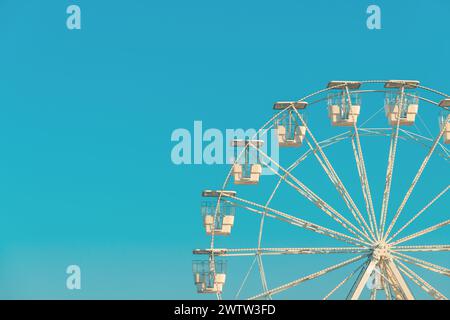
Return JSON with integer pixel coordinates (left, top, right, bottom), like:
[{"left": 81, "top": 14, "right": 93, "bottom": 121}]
[{"left": 0, "top": 0, "right": 448, "bottom": 299}]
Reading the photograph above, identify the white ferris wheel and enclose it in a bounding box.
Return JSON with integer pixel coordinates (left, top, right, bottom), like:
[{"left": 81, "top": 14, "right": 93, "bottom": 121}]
[{"left": 192, "top": 80, "right": 450, "bottom": 300}]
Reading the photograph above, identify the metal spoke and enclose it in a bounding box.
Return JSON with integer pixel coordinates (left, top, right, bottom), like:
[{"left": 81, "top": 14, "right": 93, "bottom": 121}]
[
  {"left": 391, "top": 219, "right": 450, "bottom": 246},
  {"left": 393, "top": 252, "right": 450, "bottom": 277},
  {"left": 350, "top": 136, "right": 378, "bottom": 239},
  {"left": 257, "top": 132, "right": 354, "bottom": 252},
  {"left": 285, "top": 131, "right": 353, "bottom": 173},
  {"left": 396, "top": 260, "right": 448, "bottom": 300},
  {"left": 379, "top": 86, "right": 405, "bottom": 236},
  {"left": 248, "top": 254, "right": 368, "bottom": 300},
  {"left": 394, "top": 245, "right": 450, "bottom": 252},
  {"left": 256, "top": 255, "right": 271, "bottom": 300},
  {"left": 235, "top": 257, "right": 257, "bottom": 299},
  {"left": 345, "top": 86, "right": 378, "bottom": 239},
  {"left": 291, "top": 107, "right": 374, "bottom": 241},
  {"left": 301, "top": 135, "right": 373, "bottom": 241},
  {"left": 399, "top": 128, "right": 450, "bottom": 161},
  {"left": 254, "top": 146, "right": 372, "bottom": 243},
  {"left": 224, "top": 196, "right": 369, "bottom": 246},
  {"left": 387, "top": 185, "right": 449, "bottom": 242},
  {"left": 384, "top": 119, "right": 449, "bottom": 240},
  {"left": 194, "top": 247, "right": 370, "bottom": 257}
]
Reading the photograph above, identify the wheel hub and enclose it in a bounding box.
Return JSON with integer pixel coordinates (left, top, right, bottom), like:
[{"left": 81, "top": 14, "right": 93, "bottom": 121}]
[{"left": 372, "top": 241, "right": 391, "bottom": 260}]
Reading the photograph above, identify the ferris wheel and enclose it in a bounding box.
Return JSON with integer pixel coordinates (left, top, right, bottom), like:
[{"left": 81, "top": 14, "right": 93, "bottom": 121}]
[{"left": 192, "top": 80, "right": 450, "bottom": 300}]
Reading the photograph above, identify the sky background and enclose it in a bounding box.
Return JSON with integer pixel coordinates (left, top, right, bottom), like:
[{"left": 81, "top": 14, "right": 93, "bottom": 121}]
[{"left": 0, "top": 0, "right": 448, "bottom": 299}]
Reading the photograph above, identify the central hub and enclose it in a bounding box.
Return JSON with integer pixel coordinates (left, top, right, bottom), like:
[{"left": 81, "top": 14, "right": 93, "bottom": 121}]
[{"left": 372, "top": 241, "right": 390, "bottom": 260}]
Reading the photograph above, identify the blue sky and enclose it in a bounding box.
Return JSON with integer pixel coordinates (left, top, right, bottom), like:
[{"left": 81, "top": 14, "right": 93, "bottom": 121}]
[{"left": 0, "top": 0, "right": 448, "bottom": 299}]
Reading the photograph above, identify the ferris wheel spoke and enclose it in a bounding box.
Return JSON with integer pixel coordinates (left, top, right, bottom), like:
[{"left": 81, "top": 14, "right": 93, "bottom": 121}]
[
  {"left": 235, "top": 256, "right": 257, "bottom": 299},
  {"left": 394, "top": 245, "right": 450, "bottom": 252},
  {"left": 290, "top": 107, "right": 374, "bottom": 241},
  {"left": 224, "top": 196, "right": 369, "bottom": 246},
  {"left": 258, "top": 134, "right": 330, "bottom": 248},
  {"left": 387, "top": 185, "right": 449, "bottom": 243},
  {"left": 256, "top": 255, "right": 271, "bottom": 300},
  {"left": 263, "top": 131, "right": 354, "bottom": 248},
  {"left": 399, "top": 129, "right": 450, "bottom": 161},
  {"left": 392, "top": 252, "right": 450, "bottom": 277},
  {"left": 285, "top": 131, "right": 353, "bottom": 173},
  {"left": 345, "top": 86, "right": 378, "bottom": 239},
  {"left": 264, "top": 160, "right": 368, "bottom": 242},
  {"left": 350, "top": 136, "right": 378, "bottom": 239},
  {"left": 248, "top": 254, "right": 368, "bottom": 300},
  {"left": 259, "top": 171, "right": 286, "bottom": 249},
  {"left": 391, "top": 219, "right": 450, "bottom": 246},
  {"left": 301, "top": 136, "right": 373, "bottom": 241},
  {"left": 280, "top": 127, "right": 426, "bottom": 240},
  {"left": 278, "top": 127, "right": 442, "bottom": 182},
  {"left": 395, "top": 260, "right": 448, "bottom": 300},
  {"left": 323, "top": 262, "right": 366, "bottom": 300},
  {"left": 254, "top": 147, "right": 372, "bottom": 243},
  {"left": 379, "top": 93, "right": 405, "bottom": 235},
  {"left": 194, "top": 247, "right": 370, "bottom": 257},
  {"left": 379, "top": 86, "right": 406, "bottom": 237},
  {"left": 384, "top": 118, "right": 449, "bottom": 240},
  {"left": 265, "top": 128, "right": 395, "bottom": 248}
]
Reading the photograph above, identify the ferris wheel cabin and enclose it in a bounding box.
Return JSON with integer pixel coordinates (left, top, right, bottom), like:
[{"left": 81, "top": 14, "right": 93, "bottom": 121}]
[
  {"left": 441, "top": 119, "right": 450, "bottom": 145},
  {"left": 231, "top": 140, "right": 263, "bottom": 185},
  {"left": 327, "top": 81, "right": 362, "bottom": 126},
  {"left": 273, "top": 101, "right": 308, "bottom": 147},
  {"left": 438, "top": 101, "right": 450, "bottom": 144},
  {"left": 193, "top": 260, "right": 227, "bottom": 294},
  {"left": 384, "top": 80, "right": 420, "bottom": 126},
  {"left": 201, "top": 190, "right": 236, "bottom": 236}
]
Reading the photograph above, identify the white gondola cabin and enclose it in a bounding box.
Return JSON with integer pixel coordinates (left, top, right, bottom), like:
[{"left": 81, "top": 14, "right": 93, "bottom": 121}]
[
  {"left": 384, "top": 93, "right": 419, "bottom": 126},
  {"left": 327, "top": 81, "right": 361, "bottom": 126},
  {"left": 439, "top": 111, "right": 450, "bottom": 144},
  {"left": 231, "top": 140, "right": 263, "bottom": 185},
  {"left": 439, "top": 100, "right": 450, "bottom": 144},
  {"left": 273, "top": 101, "right": 307, "bottom": 147},
  {"left": 201, "top": 190, "right": 236, "bottom": 236},
  {"left": 193, "top": 260, "right": 227, "bottom": 294},
  {"left": 384, "top": 80, "right": 420, "bottom": 126},
  {"left": 443, "top": 121, "right": 450, "bottom": 145}
]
